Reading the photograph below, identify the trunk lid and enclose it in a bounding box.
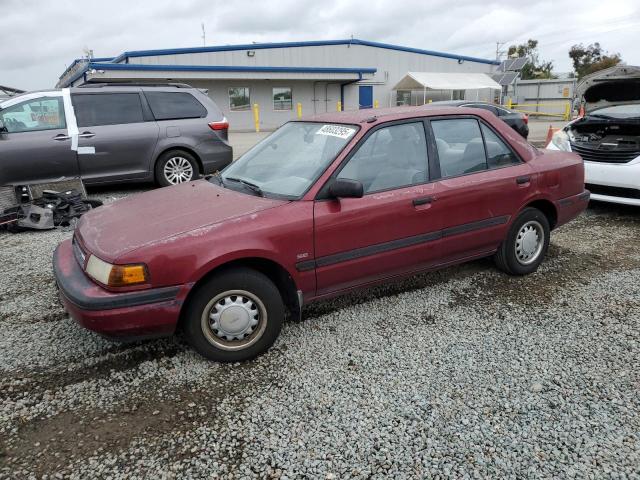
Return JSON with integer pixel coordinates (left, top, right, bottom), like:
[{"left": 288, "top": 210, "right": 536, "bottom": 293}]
[{"left": 77, "top": 180, "right": 286, "bottom": 262}]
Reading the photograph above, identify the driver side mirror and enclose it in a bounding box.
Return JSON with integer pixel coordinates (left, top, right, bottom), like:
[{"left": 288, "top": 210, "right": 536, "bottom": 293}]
[
  {"left": 0, "top": 119, "right": 6, "bottom": 133},
  {"left": 328, "top": 178, "right": 364, "bottom": 199}
]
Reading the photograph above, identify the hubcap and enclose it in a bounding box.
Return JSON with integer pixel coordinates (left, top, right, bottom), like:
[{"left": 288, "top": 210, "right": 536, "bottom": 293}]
[
  {"left": 201, "top": 290, "right": 267, "bottom": 351},
  {"left": 164, "top": 157, "right": 194, "bottom": 184},
  {"left": 515, "top": 220, "right": 544, "bottom": 265}
]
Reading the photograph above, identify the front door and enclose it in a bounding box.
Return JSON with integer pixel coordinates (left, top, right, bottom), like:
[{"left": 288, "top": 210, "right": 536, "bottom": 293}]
[
  {"left": 72, "top": 92, "right": 159, "bottom": 184},
  {"left": 0, "top": 95, "right": 79, "bottom": 185},
  {"left": 358, "top": 85, "right": 373, "bottom": 109},
  {"left": 429, "top": 117, "right": 534, "bottom": 261},
  {"left": 313, "top": 121, "right": 442, "bottom": 296}
]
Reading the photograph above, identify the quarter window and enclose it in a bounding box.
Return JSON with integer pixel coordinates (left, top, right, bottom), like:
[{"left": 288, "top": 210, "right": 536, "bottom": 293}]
[
  {"left": 273, "top": 87, "right": 292, "bottom": 111},
  {"left": 229, "top": 87, "right": 250, "bottom": 111},
  {"left": 431, "top": 119, "right": 487, "bottom": 177},
  {"left": 338, "top": 122, "right": 428, "bottom": 194},
  {"left": 145, "top": 92, "right": 207, "bottom": 120},
  {"left": 0, "top": 97, "right": 66, "bottom": 133},
  {"left": 72, "top": 93, "right": 144, "bottom": 127},
  {"left": 481, "top": 124, "right": 520, "bottom": 168}
]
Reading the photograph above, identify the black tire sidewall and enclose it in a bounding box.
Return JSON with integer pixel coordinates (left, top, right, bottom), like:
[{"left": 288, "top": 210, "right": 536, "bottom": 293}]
[
  {"left": 502, "top": 208, "right": 550, "bottom": 275},
  {"left": 183, "top": 268, "right": 285, "bottom": 362},
  {"left": 155, "top": 151, "right": 198, "bottom": 187}
]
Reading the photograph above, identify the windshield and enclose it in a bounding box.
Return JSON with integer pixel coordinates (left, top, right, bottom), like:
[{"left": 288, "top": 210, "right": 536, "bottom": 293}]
[
  {"left": 590, "top": 104, "right": 640, "bottom": 119},
  {"left": 222, "top": 122, "right": 358, "bottom": 198}
]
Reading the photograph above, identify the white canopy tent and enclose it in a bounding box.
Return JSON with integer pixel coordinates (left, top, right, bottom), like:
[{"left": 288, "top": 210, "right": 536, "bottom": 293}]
[{"left": 392, "top": 72, "right": 502, "bottom": 104}]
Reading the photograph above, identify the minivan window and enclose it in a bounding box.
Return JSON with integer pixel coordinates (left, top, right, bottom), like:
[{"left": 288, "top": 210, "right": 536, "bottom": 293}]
[
  {"left": 145, "top": 92, "right": 207, "bottom": 120},
  {"left": 72, "top": 93, "right": 144, "bottom": 127},
  {"left": 0, "top": 97, "right": 66, "bottom": 133}
]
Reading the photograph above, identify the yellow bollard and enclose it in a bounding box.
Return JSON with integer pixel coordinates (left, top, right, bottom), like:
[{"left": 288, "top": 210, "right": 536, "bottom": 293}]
[
  {"left": 428, "top": 99, "right": 432, "bottom": 104},
  {"left": 297, "top": 102, "right": 302, "bottom": 119},
  {"left": 374, "top": 100, "right": 379, "bottom": 108},
  {"left": 506, "top": 97, "right": 512, "bottom": 110},
  {"left": 337, "top": 101, "right": 342, "bottom": 112},
  {"left": 563, "top": 102, "right": 571, "bottom": 121},
  {"left": 252, "top": 103, "right": 260, "bottom": 133}
]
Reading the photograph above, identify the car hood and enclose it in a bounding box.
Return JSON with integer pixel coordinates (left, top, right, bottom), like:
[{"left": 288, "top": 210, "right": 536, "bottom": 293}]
[
  {"left": 577, "top": 65, "right": 640, "bottom": 112},
  {"left": 77, "top": 180, "right": 287, "bottom": 262}
]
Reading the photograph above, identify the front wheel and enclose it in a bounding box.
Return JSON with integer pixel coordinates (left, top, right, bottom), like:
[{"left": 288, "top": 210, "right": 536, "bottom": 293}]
[
  {"left": 494, "top": 207, "right": 550, "bottom": 275},
  {"left": 183, "top": 268, "right": 285, "bottom": 362}
]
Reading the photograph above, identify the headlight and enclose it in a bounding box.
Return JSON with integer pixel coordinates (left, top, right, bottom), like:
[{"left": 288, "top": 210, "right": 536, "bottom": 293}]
[
  {"left": 85, "top": 255, "right": 148, "bottom": 287},
  {"left": 551, "top": 129, "right": 571, "bottom": 151}
]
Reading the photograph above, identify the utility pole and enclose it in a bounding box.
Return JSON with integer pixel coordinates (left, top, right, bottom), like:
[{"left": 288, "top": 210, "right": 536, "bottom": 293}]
[
  {"left": 495, "top": 41, "right": 506, "bottom": 62},
  {"left": 201, "top": 23, "right": 206, "bottom": 46}
]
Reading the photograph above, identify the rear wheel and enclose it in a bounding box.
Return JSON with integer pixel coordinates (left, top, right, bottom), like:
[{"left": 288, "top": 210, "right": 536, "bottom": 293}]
[
  {"left": 155, "top": 150, "right": 198, "bottom": 187},
  {"left": 183, "top": 268, "right": 284, "bottom": 362},
  {"left": 494, "top": 207, "right": 550, "bottom": 275}
]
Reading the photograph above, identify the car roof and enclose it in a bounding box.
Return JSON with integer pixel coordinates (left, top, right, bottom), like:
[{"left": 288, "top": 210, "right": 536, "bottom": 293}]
[{"left": 301, "top": 104, "right": 489, "bottom": 125}]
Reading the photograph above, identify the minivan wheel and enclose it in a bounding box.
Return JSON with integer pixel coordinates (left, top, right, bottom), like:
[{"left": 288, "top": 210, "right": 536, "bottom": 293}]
[
  {"left": 155, "top": 151, "right": 198, "bottom": 187},
  {"left": 494, "top": 207, "right": 550, "bottom": 276},
  {"left": 183, "top": 268, "right": 285, "bottom": 362}
]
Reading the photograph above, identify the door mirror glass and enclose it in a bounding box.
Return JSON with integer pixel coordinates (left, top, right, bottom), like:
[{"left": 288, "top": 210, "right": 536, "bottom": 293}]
[{"left": 328, "top": 178, "right": 364, "bottom": 198}]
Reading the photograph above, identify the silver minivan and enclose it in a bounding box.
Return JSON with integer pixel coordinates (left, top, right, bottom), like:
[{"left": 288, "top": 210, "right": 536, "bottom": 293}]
[{"left": 0, "top": 83, "right": 232, "bottom": 187}]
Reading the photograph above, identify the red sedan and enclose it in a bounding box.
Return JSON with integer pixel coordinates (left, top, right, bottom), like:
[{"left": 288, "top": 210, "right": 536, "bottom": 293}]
[{"left": 53, "top": 106, "right": 589, "bottom": 362}]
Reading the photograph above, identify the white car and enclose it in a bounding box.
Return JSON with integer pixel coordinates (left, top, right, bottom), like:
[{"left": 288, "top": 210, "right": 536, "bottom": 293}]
[{"left": 547, "top": 65, "right": 640, "bottom": 206}]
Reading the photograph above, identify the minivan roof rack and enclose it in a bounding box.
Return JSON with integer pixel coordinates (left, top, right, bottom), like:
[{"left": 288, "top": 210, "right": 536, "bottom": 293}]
[{"left": 77, "top": 82, "right": 193, "bottom": 89}]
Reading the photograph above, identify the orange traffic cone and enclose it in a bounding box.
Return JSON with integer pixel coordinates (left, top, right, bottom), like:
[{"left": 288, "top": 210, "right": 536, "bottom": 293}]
[{"left": 545, "top": 125, "right": 559, "bottom": 147}]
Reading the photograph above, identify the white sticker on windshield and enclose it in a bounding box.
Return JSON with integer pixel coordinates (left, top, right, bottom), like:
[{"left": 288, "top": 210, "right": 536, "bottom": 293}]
[{"left": 316, "top": 124, "right": 356, "bottom": 139}]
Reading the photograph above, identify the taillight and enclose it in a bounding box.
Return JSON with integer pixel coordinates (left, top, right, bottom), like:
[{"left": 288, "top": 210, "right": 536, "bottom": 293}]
[
  {"left": 523, "top": 114, "right": 529, "bottom": 124},
  {"left": 208, "top": 117, "right": 229, "bottom": 131}
]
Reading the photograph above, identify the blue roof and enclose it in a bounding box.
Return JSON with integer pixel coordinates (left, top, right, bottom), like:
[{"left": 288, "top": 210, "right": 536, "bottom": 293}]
[{"left": 59, "top": 38, "right": 499, "bottom": 87}]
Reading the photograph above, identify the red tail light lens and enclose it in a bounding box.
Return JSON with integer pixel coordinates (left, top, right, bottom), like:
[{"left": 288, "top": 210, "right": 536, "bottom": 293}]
[
  {"left": 208, "top": 117, "right": 229, "bottom": 131},
  {"left": 523, "top": 114, "right": 529, "bottom": 124}
]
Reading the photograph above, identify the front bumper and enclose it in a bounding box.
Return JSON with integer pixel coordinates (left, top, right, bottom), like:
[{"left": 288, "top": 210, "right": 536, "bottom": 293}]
[{"left": 53, "top": 239, "right": 185, "bottom": 340}]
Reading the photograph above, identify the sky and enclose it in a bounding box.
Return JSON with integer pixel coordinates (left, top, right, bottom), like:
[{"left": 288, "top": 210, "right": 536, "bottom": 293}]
[{"left": 2, "top": 0, "right": 639, "bottom": 91}]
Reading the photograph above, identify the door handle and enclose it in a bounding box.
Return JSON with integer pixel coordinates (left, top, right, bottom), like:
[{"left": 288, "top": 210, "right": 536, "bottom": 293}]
[
  {"left": 78, "top": 132, "right": 95, "bottom": 138},
  {"left": 53, "top": 134, "right": 71, "bottom": 141},
  {"left": 516, "top": 176, "right": 531, "bottom": 185},
  {"left": 413, "top": 196, "right": 435, "bottom": 206}
]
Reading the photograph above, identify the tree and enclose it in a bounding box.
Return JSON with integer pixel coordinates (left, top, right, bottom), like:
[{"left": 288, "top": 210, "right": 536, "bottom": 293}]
[
  {"left": 507, "top": 39, "right": 555, "bottom": 80},
  {"left": 569, "top": 43, "right": 621, "bottom": 79}
]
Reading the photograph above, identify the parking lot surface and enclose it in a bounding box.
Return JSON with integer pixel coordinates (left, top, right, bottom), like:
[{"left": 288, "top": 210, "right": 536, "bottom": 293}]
[{"left": 1, "top": 182, "right": 638, "bottom": 478}]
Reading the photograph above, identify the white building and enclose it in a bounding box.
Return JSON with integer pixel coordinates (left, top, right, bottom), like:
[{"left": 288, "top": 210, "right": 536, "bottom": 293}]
[{"left": 57, "top": 39, "right": 500, "bottom": 131}]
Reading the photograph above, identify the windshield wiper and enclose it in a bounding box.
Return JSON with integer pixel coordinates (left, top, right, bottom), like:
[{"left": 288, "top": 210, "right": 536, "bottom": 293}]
[{"left": 225, "top": 176, "right": 264, "bottom": 197}]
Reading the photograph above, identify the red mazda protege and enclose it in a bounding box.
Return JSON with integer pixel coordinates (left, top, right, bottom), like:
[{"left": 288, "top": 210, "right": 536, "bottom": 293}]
[{"left": 53, "top": 106, "right": 589, "bottom": 362}]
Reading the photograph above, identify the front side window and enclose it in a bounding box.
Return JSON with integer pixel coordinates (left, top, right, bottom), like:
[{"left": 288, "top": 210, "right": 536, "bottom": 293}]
[
  {"left": 72, "top": 93, "right": 144, "bottom": 127},
  {"left": 222, "top": 122, "right": 357, "bottom": 198},
  {"left": 338, "top": 122, "right": 428, "bottom": 194},
  {"left": 432, "top": 118, "right": 487, "bottom": 177},
  {"left": 0, "top": 97, "right": 65, "bottom": 133},
  {"left": 145, "top": 92, "right": 207, "bottom": 120},
  {"left": 229, "top": 87, "right": 250, "bottom": 111},
  {"left": 481, "top": 124, "right": 520, "bottom": 168},
  {"left": 273, "top": 87, "right": 292, "bottom": 111}
]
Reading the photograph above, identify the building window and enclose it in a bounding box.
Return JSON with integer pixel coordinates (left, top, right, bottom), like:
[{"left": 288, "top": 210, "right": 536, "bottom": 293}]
[
  {"left": 229, "top": 87, "right": 250, "bottom": 111},
  {"left": 273, "top": 87, "right": 292, "bottom": 111},
  {"left": 452, "top": 90, "right": 465, "bottom": 100},
  {"left": 396, "top": 90, "right": 411, "bottom": 106}
]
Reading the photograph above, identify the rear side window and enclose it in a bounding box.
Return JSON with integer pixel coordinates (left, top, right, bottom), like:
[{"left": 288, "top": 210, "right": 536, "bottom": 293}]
[
  {"left": 73, "top": 93, "right": 144, "bottom": 127},
  {"left": 481, "top": 124, "right": 520, "bottom": 168},
  {"left": 144, "top": 92, "right": 207, "bottom": 120},
  {"left": 432, "top": 119, "right": 487, "bottom": 177}
]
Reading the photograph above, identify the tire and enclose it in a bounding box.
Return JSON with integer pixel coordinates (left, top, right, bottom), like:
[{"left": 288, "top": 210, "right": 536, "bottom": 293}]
[
  {"left": 155, "top": 150, "right": 199, "bottom": 187},
  {"left": 494, "top": 207, "right": 550, "bottom": 276},
  {"left": 182, "top": 268, "right": 285, "bottom": 362}
]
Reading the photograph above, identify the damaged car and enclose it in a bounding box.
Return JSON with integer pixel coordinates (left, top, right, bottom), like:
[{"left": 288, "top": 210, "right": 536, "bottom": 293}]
[
  {"left": 548, "top": 65, "right": 640, "bottom": 205},
  {"left": 53, "top": 106, "right": 589, "bottom": 362}
]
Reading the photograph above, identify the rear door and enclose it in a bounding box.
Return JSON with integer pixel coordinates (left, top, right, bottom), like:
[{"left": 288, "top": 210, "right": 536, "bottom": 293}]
[
  {"left": 71, "top": 91, "right": 159, "bottom": 183},
  {"left": 0, "top": 95, "right": 79, "bottom": 185},
  {"left": 429, "top": 116, "right": 533, "bottom": 261},
  {"left": 313, "top": 120, "right": 443, "bottom": 296}
]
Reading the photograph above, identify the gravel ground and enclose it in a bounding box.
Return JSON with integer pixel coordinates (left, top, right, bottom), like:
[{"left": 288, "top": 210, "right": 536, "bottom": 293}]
[{"left": 0, "top": 187, "right": 639, "bottom": 479}]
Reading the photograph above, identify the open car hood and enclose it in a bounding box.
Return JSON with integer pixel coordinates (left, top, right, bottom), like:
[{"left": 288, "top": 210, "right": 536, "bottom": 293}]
[{"left": 577, "top": 65, "right": 640, "bottom": 112}]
